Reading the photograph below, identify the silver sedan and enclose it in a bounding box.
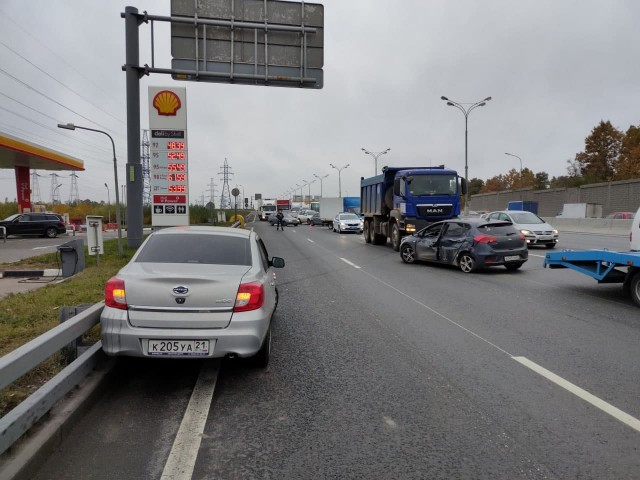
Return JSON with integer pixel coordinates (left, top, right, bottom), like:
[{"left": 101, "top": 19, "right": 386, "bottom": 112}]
[{"left": 100, "top": 226, "right": 285, "bottom": 366}]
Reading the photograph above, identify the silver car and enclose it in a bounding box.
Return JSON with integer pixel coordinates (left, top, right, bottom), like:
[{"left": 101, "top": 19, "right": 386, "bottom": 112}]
[
  {"left": 485, "top": 210, "right": 559, "bottom": 248},
  {"left": 332, "top": 213, "right": 363, "bottom": 234},
  {"left": 100, "top": 226, "right": 285, "bottom": 366}
]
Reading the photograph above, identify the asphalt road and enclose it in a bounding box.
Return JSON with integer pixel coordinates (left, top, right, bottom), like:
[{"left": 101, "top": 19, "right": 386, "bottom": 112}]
[{"left": 27, "top": 222, "right": 640, "bottom": 479}]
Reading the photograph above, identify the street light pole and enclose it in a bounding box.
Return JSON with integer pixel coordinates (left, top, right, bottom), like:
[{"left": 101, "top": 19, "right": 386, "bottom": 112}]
[
  {"left": 361, "top": 147, "right": 390, "bottom": 176},
  {"left": 504, "top": 152, "right": 523, "bottom": 202},
  {"left": 53, "top": 184, "right": 63, "bottom": 204},
  {"left": 308, "top": 179, "right": 315, "bottom": 204},
  {"left": 104, "top": 183, "right": 111, "bottom": 224},
  {"left": 329, "top": 163, "right": 350, "bottom": 198},
  {"left": 314, "top": 173, "right": 329, "bottom": 198},
  {"left": 58, "top": 122, "right": 123, "bottom": 255},
  {"left": 440, "top": 96, "right": 492, "bottom": 215}
]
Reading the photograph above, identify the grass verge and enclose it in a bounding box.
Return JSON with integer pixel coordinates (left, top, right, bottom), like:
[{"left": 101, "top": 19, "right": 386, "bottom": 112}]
[{"left": 0, "top": 238, "right": 135, "bottom": 418}]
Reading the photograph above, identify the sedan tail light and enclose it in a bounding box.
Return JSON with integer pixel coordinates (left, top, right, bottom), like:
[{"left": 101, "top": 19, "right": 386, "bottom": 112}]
[
  {"left": 474, "top": 234, "right": 497, "bottom": 244},
  {"left": 105, "top": 277, "right": 128, "bottom": 310},
  {"left": 234, "top": 282, "right": 265, "bottom": 312}
]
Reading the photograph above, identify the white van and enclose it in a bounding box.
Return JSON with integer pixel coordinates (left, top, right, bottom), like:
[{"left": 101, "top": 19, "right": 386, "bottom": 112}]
[{"left": 631, "top": 206, "right": 640, "bottom": 251}]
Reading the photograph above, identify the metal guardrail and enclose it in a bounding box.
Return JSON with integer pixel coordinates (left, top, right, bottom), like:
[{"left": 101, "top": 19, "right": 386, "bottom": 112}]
[{"left": 0, "top": 302, "right": 105, "bottom": 456}]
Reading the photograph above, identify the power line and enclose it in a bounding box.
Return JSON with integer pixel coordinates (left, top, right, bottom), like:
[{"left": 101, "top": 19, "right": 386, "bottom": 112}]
[
  {"left": 0, "top": 66, "right": 120, "bottom": 137},
  {"left": 0, "top": 41, "right": 125, "bottom": 127}
]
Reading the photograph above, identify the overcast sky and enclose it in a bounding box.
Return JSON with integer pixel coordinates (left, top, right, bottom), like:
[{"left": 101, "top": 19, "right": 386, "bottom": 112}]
[{"left": 1, "top": 0, "right": 639, "bottom": 205}]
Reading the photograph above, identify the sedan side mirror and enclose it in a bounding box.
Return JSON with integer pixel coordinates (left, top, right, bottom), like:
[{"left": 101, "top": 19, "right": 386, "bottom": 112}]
[{"left": 270, "top": 257, "right": 285, "bottom": 268}]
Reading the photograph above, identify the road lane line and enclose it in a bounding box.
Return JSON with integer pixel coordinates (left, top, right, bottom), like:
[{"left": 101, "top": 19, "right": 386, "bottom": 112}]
[
  {"left": 513, "top": 356, "right": 640, "bottom": 433},
  {"left": 307, "top": 239, "right": 315, "bottom": 243},
  {"left": 340, "top": 257, "right": 361, "bottom": 269},
  {"left": 161, "top": 360, "right": 219, "bottom": 480}
]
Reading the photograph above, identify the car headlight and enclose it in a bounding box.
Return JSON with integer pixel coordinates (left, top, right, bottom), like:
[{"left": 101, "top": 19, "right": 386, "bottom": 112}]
[
  {"left": 520, "top": 229, "right": 532, "bottom": 235},
  {"left": 405, "top": 223, "right": 416, "bottom": 233},
  {"left": 552, "top": 229, "right": 558, "bottom": 235}
]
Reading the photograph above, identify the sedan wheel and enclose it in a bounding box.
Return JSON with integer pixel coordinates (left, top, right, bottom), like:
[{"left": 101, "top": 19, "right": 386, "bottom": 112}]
[
  {"left": 458, "top": 253, "right": 476, "bottom": 273},
  {"left": 400, "top": 244, "right": 416, "bottom": 264},
  {"left": 45, "top": 227, "right": 58, "bottom": 238}
]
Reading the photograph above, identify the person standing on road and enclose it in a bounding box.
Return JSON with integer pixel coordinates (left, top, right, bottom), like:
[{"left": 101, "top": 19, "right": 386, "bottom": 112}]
[{"left": 275, "top": 210, "right": 284, "bottom": 231}]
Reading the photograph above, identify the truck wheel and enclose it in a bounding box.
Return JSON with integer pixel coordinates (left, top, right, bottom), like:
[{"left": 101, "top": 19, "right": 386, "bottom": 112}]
[
  {"left": 630, "top": 272, "right": 640, "bottom": 308},
  {"left": 458, "top": 253, "right": 477, "bottom": 273},
  {"left": 391, "top": 223, "right": 401, "bottom": 251},
  {"left": 364, "top": 221, "right": 372, "bottom": 244},
  {"left": 400, "top": 244, "right": 416, "bottom": 264}
]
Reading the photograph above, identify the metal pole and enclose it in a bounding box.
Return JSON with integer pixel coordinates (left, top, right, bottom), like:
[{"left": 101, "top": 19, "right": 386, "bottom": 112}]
[
  {"left": 362, "top": 148, "right": 390, "bottom": 176},
  {"left": 104, "top": 183, "right": 111, "bottom": 224},
  {"left": 57, "top": 123, "right": 123, "bottom": 255},
  {"left": 505, "top": 152, "right": 523, "bottom": 202},
  {"left": 441, "top": 96, "right": 491, "bottom": 216},
  {"left": 124, "top": 6, "right": 143, "bottom": 248}
]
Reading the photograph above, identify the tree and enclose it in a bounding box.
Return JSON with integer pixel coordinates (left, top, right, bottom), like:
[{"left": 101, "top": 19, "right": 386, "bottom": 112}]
[
  {"left": 468, "top": 178, "right": 484, "bottom": 196},
  {"left": 534, "top": 171, "right": 549, "bottom": 190},
  {"left": 575, "top": 120, "right": 623, "bottom": 182},
  {"left": 482, "top": 175, "right": 507, "bottom": 193},
  {"left": 616, "top": 124, "right": 640, "bottom": 180}
]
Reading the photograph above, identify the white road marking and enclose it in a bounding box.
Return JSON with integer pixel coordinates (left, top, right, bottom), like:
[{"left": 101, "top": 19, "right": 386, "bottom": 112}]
[
  {"left": 307, "top": 239, "right": 315, "bottom": 243},
  {"left": 161, "top": 360, "right": 219, "bottom": 480},
  {"left": 513, "top": 356, "right": 640, "bottom": 433},
  {"left": 340, "top": 257, "right": 361, "bottom": 269},
  {"left": 356, "top": 269, "right": 640, "bottom": 433},
  {"left": 529, "top": 253, "right": 546, "bottom": 258},
  {"left": 32, "top": 246, "right": 56, "bottom": 250}
]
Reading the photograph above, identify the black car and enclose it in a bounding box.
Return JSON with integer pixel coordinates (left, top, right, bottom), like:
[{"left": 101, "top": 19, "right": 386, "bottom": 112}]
[
  {"left": 399, "top": 219, "right": 528, "bottom": 272},
  {"left": 0, "top": 213, "right": 67, "bottom": 238}
]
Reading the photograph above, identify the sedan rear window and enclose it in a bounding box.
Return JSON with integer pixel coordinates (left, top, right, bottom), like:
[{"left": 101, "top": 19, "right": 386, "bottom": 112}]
[{"left": 135, "top": 234, "right": 252, "bottom": 265}]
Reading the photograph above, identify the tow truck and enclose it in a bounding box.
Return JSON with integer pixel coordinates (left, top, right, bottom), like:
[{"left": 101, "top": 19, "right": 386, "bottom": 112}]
[{"left": 544, "top": 250, "right": 640, "bottom": 307}]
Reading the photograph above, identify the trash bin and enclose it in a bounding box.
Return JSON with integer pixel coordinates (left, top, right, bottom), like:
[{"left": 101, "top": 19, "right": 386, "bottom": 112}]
[{"left": 57, "top": 239, "right": 85, "bottom": 278}]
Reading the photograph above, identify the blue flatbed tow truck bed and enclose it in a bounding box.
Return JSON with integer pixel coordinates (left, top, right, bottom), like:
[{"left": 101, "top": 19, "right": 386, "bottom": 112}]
[{"left": 544, "top": 250, "right": 640, "bottom": 307}]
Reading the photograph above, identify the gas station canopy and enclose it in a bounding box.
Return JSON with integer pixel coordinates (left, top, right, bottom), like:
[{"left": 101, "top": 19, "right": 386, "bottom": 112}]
[{"left": 0, "top": 131, "right": 84, "bottom": 171}]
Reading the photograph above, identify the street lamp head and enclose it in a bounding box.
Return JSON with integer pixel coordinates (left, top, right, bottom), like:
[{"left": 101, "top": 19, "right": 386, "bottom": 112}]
[
  {"left": 104, "top": 183, "right": 108, "bottom": 188},
  {"left": 484, "top": 96, "right": 492, "bottom": 102},
  {"left": 345, "top": 164, "right": 350, "bottom": 168},
  {"left": 440, "top": 96, "right": 449, "bottom": 101},
  {"left": 57, "top": 123, "right": 76, "bottom": 131},
  {"left": 478, "top": 102, "right": 486, "bottom": 107},
  {"left": 446, "top": 102, "right": 455, "bottom": 107}
]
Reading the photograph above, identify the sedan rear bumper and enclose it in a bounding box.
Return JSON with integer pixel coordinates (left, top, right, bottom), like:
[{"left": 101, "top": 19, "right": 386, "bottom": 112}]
[{"left": 100, "top": 306, "right": 271, "bottom": 358}]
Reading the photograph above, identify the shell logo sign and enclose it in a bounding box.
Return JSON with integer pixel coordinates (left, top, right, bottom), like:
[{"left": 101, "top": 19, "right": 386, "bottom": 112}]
[{"left": 153, "top": 90, "right": 182, "bottom": 116}]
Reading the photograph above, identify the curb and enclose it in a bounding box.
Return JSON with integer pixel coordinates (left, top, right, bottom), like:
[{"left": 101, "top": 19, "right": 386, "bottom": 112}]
[{"left": 0, "top": 269, "right": 61, "bottom": 279}]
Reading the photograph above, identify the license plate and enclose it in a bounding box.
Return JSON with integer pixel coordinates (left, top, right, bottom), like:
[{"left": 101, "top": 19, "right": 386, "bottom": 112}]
[
  {"left": 504, "top": 255, "right": 520, "bottom": 261},
  {"left": 146, "top": 339, "right": 210, "bottom": 356}
]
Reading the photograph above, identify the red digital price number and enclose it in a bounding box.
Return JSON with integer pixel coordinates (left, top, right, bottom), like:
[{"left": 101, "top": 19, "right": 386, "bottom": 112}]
[
  {"left": 167, "top": 141, "right": 185, "bottom": 150},
  {"left": 168, "top": 173, "right": 187, "bottom": 182},
  {"left": 167, "top": 163, "right": 186, "bottom": 172},
  {"left": 167, "top": 151, "right": 185, "bottom": 160},
  {"left": 168, "top": 185, "right": 186, "bottom": 193}
]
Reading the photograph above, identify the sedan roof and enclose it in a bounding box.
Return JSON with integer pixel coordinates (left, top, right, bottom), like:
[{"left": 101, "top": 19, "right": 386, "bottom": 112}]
[{"left": 151, "top": 225, "right": 251, "bottom": 239}]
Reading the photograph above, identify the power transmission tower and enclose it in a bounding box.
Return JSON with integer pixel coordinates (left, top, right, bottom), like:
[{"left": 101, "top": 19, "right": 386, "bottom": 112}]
[
  {"left": 141, "top": 129, "right": 151, "bottom": 205},
  {"left": 207, "top": 177, "right": 217, "bottom": 206},
  {"left": 218, "top": 158, "right": 233, "bottom": 209},
  {"left": 69, "top": 173, "right": 80, "bottom": 204},
  {"left": 49, "top": 173, "right": 61, "bottom": 204},
  {"left": 31, "top": 170, "right": 42, "bottom": 204}
]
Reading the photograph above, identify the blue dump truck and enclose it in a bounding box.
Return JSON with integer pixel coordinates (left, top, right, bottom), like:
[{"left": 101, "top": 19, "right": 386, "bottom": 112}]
[{"left": 360, "top": 165, "right": 466, "bottom": 251}]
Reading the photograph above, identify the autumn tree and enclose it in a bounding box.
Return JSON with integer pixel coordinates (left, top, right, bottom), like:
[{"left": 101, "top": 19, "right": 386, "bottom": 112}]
[
  {"left": 481, "top": 175, "right": 507, "bottom": 193},
  {"left": 534, "top": 172, "right": 549, "bottom": 190},
  {"left": 575, "top": 120, "right": 623, "bottom": 183},
  {"left": 615, "top": 124, "right": 640, "bottom": 180}
]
